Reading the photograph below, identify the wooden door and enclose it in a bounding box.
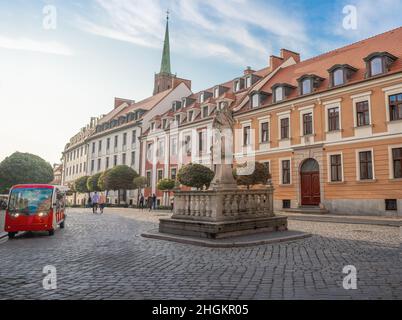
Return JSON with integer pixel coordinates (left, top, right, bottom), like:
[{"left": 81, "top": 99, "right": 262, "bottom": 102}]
[{"left": 301, "top": 172, "right": 320, "bottom": 206}]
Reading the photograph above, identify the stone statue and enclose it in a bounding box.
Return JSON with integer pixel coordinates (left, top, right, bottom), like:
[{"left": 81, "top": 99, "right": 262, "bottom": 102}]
[{"left": 210, "top": 102, "right": 237, "bottom": 190}]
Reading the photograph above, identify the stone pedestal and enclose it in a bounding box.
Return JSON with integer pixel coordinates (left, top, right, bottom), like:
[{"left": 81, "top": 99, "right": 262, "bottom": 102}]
[{"left": 159, "top": 185, "right": 288, "bottom": 239}]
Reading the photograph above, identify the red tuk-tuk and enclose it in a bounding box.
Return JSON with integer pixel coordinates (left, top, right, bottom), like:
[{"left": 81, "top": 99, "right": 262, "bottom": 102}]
[{"left": 4, "top": 184, "right": 67, "bottom": 238}]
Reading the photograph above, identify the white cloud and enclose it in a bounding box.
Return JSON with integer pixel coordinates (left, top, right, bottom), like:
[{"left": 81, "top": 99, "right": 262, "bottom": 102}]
[
  {"left": 0, "top": 35, "right": 73, "bottom": 56},
  {"left": 76, "top": 0, "right": 309, "bottom": 67}
]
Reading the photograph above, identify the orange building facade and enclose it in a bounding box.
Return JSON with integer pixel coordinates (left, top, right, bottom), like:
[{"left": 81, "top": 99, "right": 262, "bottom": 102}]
[{"left": 141, "top": 28, "right": 402, "bottom": 216}]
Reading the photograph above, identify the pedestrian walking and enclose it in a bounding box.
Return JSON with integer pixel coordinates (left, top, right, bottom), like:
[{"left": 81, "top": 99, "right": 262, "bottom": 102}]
[
  {"left": 92, "top": 192, "right": 100, "bottom": 214},
  {"left": 152, "top": 193, "right": 157, "bottom": 210},
  {"left": 87, "top": 197, "right": 92, "bottom": 209},
  {"left": 148, "top": 195, "right": 153, "bottom": 212},
  {"left": 139, "top": 194, "right": 144, "bottom": 210},
  {"left": 99, "top": 193, "right": 106, "bottom": 214}
]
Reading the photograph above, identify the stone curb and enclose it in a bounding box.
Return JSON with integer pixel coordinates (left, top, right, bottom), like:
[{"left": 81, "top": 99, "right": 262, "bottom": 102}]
[
  {"left": 141, "top": 229, "right": 312, "bottom": 248},
  {"left": 0, "top": 232, "right": 8, "bottom": 240},
  {"left": 278, "top": 213, "right": 402, "bottom": 227}
]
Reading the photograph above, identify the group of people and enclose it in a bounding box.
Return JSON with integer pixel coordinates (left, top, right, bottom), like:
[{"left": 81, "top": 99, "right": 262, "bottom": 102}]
[
  {"left": 87, "top": 192, "right": 106, "bottom": 214},
  {"left": 138, "top": 193, "right": 158, "bottom": 211},
  {"left": 85, "top": 192, "right": 172, "bottom": 213}
]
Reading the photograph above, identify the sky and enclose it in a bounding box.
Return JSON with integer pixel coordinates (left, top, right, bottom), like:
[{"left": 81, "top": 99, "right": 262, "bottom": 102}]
[{"left": 0, "top": 0, "right": 401, "bottom": 165}]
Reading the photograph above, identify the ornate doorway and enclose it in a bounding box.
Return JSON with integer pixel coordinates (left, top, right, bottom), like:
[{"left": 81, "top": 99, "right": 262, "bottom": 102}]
[{"left": 300, "top": 158, "right": 320, "bottom": 206}]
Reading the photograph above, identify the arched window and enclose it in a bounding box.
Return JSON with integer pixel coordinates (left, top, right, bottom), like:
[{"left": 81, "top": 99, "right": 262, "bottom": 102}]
[
  {"left": 370, "top": 57, "right": 383, "bottom": 76},
  {"left": 333, "top": 68, "right": 344, "bottom": 86},
  {"left": 275, "top": 87, "right": 283, "bottom": 102},
  {"left": 301, "top": 158, "right": 319, "bottom": 173},
  {"left": 302, "top": 78, "right": 312, "bottom": 94}
]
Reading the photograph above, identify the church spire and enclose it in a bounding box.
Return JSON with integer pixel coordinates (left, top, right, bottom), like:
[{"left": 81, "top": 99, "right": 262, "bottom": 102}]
[{"left": 160, "top": 10, "right": 171, "bottom": 75}]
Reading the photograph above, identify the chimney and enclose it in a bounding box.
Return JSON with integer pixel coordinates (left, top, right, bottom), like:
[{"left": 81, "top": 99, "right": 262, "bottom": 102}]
[
  {"left": 269, "top": 55, "right": 284, "bottom": 71},
  {"left": 280, "top": 49, "right": 300, "bottom": 63},
  {"left": 244, "top": 66, "right": 255, "bottom": 75}
]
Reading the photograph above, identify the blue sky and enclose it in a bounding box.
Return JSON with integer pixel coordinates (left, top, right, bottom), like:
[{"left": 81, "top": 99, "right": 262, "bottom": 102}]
[{"left": 0, "top": 0, "right": 401, "bottom": 164}]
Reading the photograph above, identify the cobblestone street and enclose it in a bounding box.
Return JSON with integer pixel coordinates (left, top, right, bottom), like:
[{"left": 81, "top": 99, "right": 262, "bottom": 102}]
[{"left": 0, "top": 208, "right": 401, "bottom": 300}]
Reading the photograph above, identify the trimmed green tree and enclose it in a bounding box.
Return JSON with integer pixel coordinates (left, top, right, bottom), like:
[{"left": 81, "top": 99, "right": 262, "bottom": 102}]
[
  {"left": 0, "top": 152, "right": 54, "bottom": 194},
  {"left": 74, "top": 176, "right": 90, "bottom": 206},
  {"left": 157, "top": 178, "right": 177, "bottom": 207},
  {"left": 104, "top": 165, "right": 138, "bottom": 205},
  {"left": 234, "top": 162, "right": 271, "bottom": 189},
  {"left": 87, "top": 172, "right": 102, "bottom": 193},
  {"left": 98, "top": 169, "right": 111, "bottom": 193},
  {"left": 177, "top": 163, "right": 214, "bottom": 190}
]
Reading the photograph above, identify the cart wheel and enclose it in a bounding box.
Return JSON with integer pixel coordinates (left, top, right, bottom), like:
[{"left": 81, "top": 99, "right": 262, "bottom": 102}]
[
  {"left": 60, "top": 221, "right": 65, "bottom": 229},
  {"left": 8, "top": 232, "right": 16, "bottom": 239},
  {"left": 48, "top": 229, "right": 55, "bottom": 236}
]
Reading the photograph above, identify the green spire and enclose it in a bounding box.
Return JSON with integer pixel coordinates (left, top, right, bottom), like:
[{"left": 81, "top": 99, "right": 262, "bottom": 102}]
[{"left": 160, "top": 11, "right": 171, "bottom": 75}]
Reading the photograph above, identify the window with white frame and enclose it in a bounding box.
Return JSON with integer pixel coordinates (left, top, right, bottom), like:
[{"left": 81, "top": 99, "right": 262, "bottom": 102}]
[
  {"left": 391, "top": 147, "right": 402, "bottom": 179},
  {"left": 188, "top": 110, "right": 194, "bottom": 122},
  {"left": 357, "top": 150, "right": 374, "bottom": 180},
  {"left": 280, "top": 159, "right": 291, "bottom": 185},
  {"left": 214, "top": 87, "right": 219, "bottom": 98},
  {"left": 260, "top": 122, "right": 269, "bottom": 143},
  {"left": 275, "top": 87, "right": 284, "bottom": 102},
  {"left": 202, "top": 106, "right": 209, "bottom": 118},
  {"left": 251, "top": 93, "right": 260, "bottom": 108},
  {"left": 329, "top": 154, "right": 343, "bottom": 182},
  {"left": 243, "top": 126, "right": 251, "bottom": 146}
]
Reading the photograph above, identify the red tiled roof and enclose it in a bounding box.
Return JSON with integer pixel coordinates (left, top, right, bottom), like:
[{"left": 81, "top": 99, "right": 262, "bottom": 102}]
[{"left": 246, "top": 27, "right": 402, "bottom": 108}]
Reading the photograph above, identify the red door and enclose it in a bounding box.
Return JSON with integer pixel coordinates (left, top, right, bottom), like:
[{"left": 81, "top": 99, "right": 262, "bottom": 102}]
[{"left": 301, "top": 172, "right": 320, "bottom": 206}]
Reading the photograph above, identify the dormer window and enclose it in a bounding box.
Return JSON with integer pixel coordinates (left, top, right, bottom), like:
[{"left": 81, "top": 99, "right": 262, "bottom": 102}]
[
  {"left": 214, "top": 87, "right": 219, "bottom": 98},
  {"left": 202, "top": 106, "right": 209, "bottom": 118},
  {"left": 151, "top": 122, "right": 155, "bottom": 131},
  {"left": 175, "top": 115, "right": 181, "bottom": 124},
  {"left": 272, "top": 84, "right": 296, "bottom": 103},
  {"left": 328, "top": 64, "right": 357, "bottom": 87},
  {"left": 302, "top": 78, "right": 312, "bottom": 95},
  {"left": 252, "top": 93, "right": 260, "bottom": 108},
  {"left": 245, "top": 76, "right": 252, "bottom": 88},
  {"left": 200, "top": 92, "right": 205, "bottom": 103},
  {"left": 182, "top": 98, "right": 187, "bottom": 108},
  {"left": 333, "top": 68, "right": 344, "bottom": 86},
  {"left": 370, "top": 57, "right": 382, "bottom": 76},
  {"left": 364, "top": 52, "right": 397, "bottom": 78},
  {"left": 275, "top": 87, "right": 284, "bottom": 102},
  {"left": 162, "top": 119, "right": 168, "bottom": 129},
  {"left": 199, "top": 91, "right": 212, "bottom": 103},
  {"left": 188, "top": 110, "right": 194, "bottom": 122},
  {"left": 233, "top": 78, "right": 244, "bottom": 92},
  {"left": 297, "top": 74, "right": 324, "bottom": 95}
]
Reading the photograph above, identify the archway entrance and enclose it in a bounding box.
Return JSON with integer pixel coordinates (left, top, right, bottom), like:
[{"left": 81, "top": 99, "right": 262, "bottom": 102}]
[{"left": 300, "top": 158, "right": 320, "bottom": 206}]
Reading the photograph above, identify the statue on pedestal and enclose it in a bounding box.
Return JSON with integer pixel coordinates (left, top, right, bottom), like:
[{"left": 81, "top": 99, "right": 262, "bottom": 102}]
[{"left": 210, "top": 103, "right": 237, "bottom": 190}]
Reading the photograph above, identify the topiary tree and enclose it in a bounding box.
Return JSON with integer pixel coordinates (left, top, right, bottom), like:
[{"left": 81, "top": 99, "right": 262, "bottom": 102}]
[
  {"left": 157, "top": 178, "right": 177, "bottom": 207},
  {"left": 104, "top": 165, "right": 138, "bottom": 205},
  {"left": 177, "top": 163, "right": 214, "bottom": 190},
  {"left": 157, "top": 178, "right": 176, "bottom": 191},
  {"left": 234, "top": 162, "right": 271, "bottom": 189},
  {"left": 87, "top": 172, "right": 102, "bottom": 193},
  {"left": 73, "top": 176, "right": 90, "bottom": 206},
  {"left": 97, "top": 169, "right": 111, "bottom": 195},
  {"left": 0, "top": 152, "right": 54, "bottom": 194},
  {"left": 74, "top": 176, "right": 90, "bottom": 194}
]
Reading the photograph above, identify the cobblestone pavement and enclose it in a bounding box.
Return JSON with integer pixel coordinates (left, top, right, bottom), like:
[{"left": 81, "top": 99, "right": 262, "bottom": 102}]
[
  {"left": 0, "top": 208, "right": 400, "bottom": 300},
  {"left": 0, "top": 210, "right": 5, "bottom": 237}
]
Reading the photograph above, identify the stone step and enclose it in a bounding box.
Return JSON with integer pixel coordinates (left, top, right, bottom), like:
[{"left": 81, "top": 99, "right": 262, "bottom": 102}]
[{"left": 278, "top": 207, "right": 329, "bottom": 215}]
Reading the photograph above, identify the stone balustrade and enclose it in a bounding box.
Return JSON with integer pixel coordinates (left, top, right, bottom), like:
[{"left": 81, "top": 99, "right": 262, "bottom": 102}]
[{"left": 172, "top": 186, "right": 275, "bottom": 222}]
